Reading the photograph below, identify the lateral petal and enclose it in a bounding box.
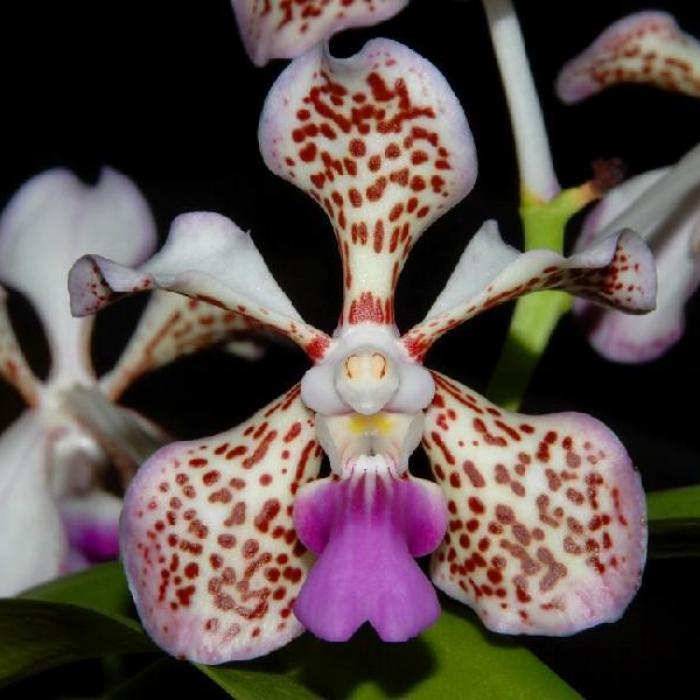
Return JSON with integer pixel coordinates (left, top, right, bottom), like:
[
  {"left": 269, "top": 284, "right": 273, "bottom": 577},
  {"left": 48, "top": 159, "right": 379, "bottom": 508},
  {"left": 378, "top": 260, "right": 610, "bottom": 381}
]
[
  {"left": 556, "top": 11, "right": 700, "bottom": 103},
  {"left": 231, "top": 0, "right": 408, "bottom": 67},
  {"left": 120, "top": 384, "right": 323, "bottom": 662},
  {"left": 402, "top": 220, "right": 656, "bottom": 360},
  {"left": 575, "top": 169, "right": 700, "bottom": 362},
  {"left": 260, "top": 39, "right": 476, "bottom": 328},
  {"left": 423, "top": 372, "right": 646, "bottom": 636},
  {"left": 0, "top": 169, "right": 156, "bottom": 387},
  {"left": 0, "top": 412, "right": 67, "bottom": 596},
  {"left": 101, "top": 291, "right": 262, "bottom": 400},
  {"left": 69, "top": 211, "right": 330, "bottom": 360}
]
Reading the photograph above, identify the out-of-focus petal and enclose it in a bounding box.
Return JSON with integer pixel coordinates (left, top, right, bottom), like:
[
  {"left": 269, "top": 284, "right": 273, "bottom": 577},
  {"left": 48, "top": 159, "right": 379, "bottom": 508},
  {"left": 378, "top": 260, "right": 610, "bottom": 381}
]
[
  {"left": 69, "top": 212, "right": 330, "bottom": 361},
  {"left": 0, "top": 285, "right": 40, "bottom": 406},
  {"left": 231, "top": 0, "right": 408, "bottom": 67},
  {"left": 260, "top": 39, "right": 476, "bottom": 328},
  {"left": 101, "top": 291, "right": 263, "bottom": 400},
  {"left": 575, "top": 168, "right": 700, "bottom": 362},
  {"left": 293, "top": 463, "right": 447, "bottom": 642},
  {"left": 120, "top": 385, "right": 323, "bottom": 663},
  {"left": 0, "top": 169, "right": 157, "bottom": 388},
  {"left": 556, "top": 11, "right": 700, "bottom": 103},
  {"left": 0, "top": 412, "right": 67, "bottom": 596},
  {"left": 61, "top": 490, "right": 121, "bottom": 563},
  {"left": 402, "top": 220, "right": 656, "bottom": 360},
  {"left": 423, "top": 372, "right": 646, "bottom": 636}
]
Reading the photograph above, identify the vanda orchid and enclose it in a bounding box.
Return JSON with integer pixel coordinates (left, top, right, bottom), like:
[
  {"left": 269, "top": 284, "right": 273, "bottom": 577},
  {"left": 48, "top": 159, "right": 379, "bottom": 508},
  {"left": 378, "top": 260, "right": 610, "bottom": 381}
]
[
  {"left": 0, "top": 169, "right": 261, "bottom": 596},
  {"left": 554, "top": 12, "right": 700, "bottom": 362},
  {"left": 69, "top": 40, "right": 654, "bottom": 663}
]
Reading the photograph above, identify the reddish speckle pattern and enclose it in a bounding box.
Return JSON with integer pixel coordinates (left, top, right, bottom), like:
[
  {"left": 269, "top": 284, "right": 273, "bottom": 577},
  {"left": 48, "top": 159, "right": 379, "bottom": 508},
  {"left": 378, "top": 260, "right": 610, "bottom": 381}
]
[
  {"left": 121, "top": 384, "right": 324, "bottom": 662},
  {"left": 423, "top": 372, "right": 646, "bottom": 635},
  {"left": 232, "top": 0, "right": 408, "bottom": 67},
  {"left": 102, "top": 292, "right": 261, "bottom": 400},
  {"left": 402, "top": 229, "right": 654, "bottom": 360},
  {"left": 557, "top": 11, "right": 700, "bottom": 102},
  {"left": 0, "top": 299, "right": 39, "bottom": 406},
  {"left": 261, "top": 39, "right": 475, "bottom": 326}
]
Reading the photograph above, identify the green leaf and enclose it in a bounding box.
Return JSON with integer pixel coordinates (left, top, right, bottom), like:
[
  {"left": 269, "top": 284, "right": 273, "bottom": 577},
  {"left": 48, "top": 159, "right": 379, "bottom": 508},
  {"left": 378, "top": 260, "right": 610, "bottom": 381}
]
[
  {"left": 291, "top": 602, "right": 577, "bottom": 699},
  {"left": 648, "top": 519, "right": 700, "bottom": 559},
  {"left": 0, "top": 598, "right": 154, "bottom": 687},
  {"left": 647, "top": 485, "right": 700, "bottom": 521},
  {"left": 200, "top": 665, "right": 322, "bottom": 700},
  {"left": 20, "top": 561, "right": 132, "bottom": 617}
]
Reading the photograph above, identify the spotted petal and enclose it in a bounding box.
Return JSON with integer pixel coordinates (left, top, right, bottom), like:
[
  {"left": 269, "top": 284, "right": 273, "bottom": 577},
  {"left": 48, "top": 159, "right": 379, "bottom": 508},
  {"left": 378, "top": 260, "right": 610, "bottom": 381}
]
[
  {"left": 120, "top": 384, "right": 323, "bottom": 662},
  {"left": 232, "top": 0, "right": 408, "bottom": 67},
  {"left": 260, "top": 39, "right": 476, "bottom": 328},
  {"left": 101, "top": 291, "right": 263, "bottom": 400},
  {"left": 0, "top": 412, "right": 67, "bottom": 596},
  {"left": 575, "top": 168, "right": 700, "bottom": 362},
  {"left": 69, "top": 212, "right": 330, "bottom": 360},
  {"left": 423, "top": 372, "right": 646, "bottom": 635},
  {"left": 0, "top": 285, "right": 40, "bottom": 406},
  {"left": 556, "top": 11, "right": 700, "bottom": 103},
  {"left": 0, "top": 169, "right": 157, "bottom": 388},
  {"left": 402, "top": 220, "right": 656, "bottom": 360}
]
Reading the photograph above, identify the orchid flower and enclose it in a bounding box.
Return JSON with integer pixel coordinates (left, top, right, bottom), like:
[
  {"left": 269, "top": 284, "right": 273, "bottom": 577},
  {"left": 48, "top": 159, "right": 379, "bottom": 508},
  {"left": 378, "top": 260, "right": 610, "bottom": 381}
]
[
  {"left": 0, "top": 169, "right": 262, "bottom": 596},
  {"left": 573, "top": 143, "right": 700, "bottom": 363},
  {"left": 70, "top": 39, "right": 654, "bottom": 663},
  {"left": 556, "top": 11, "right": 700, "bottom": 104},
  {"left": 230, "top": 0, "right": 408, "bottom": 66}
]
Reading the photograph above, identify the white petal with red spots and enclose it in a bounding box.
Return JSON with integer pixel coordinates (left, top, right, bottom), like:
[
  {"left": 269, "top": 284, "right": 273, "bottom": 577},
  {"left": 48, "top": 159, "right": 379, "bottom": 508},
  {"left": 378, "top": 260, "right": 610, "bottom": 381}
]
[
  {"left": 424, "top": 372, "right": 646, "bottom": 635},
  {"left": 232, "top": 0, "right": 408, "bottom": 67},
  {"left": 556, "top": 11, "right": 700, "bottom": 103},
  {"left": 260, "top": 39, "right": 476, "bottom": 327},
  {"left": 402, "top": 220, "right": 656, "bottom": 360},
  {"left": 69, "top": 211, "right": 330, "bottom": 360},
  {"left": 120, "top": 385, "right": 324, "bottom": 662},
  {"left": 101, "top": 291, "right": 262, "bottom": 400}
]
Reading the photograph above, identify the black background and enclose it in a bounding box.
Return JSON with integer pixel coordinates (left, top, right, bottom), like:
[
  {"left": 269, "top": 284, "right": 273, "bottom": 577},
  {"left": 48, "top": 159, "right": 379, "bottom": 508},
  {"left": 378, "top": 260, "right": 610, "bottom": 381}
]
[{"left": 1, "top": 1, "right": 699, "bottom": 696}]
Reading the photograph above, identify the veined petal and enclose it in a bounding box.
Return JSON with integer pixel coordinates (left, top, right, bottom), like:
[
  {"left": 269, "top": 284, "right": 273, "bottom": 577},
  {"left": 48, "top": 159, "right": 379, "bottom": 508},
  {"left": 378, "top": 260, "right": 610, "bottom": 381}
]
[
  {"left": 575, "top": 168, "right": 700, "bottom": 362},
  {"left": 0, "top": 169, "right": 157, "bottom": 388},
  {"left": 293, "top": 462, "right": 447, "bottom": 642},
  {"left": 101, "top": 291, "right": 263, "bottom": 400},
  {"left": 0, "top": 412, "right": 67, "bottom": 596},
  {"left": 232, "top": 0, "right": 408, "bottom": 67},
  {"left": 260, "top": 39, "right": 476, "bottom": 328},
  {"left": 0, "top": 285, "right": 40, "bottom": 405},
  {"left": 401, "top": 220, "right": 656, "bottom": 360},
  {"left": 69, "top": 212, "right": 330, "bottom": 360},
  {"left": 424, "top": 372, "right": 646, "bottom": 636},
  {"left": 120, "top": 384, "right": 323, "bottom": 663},
  {"left": 61, "top": 490, "right": 121, "bottom": 563},
  {"left": 556, "top": 11, "right": 700, "bottom": 103}
]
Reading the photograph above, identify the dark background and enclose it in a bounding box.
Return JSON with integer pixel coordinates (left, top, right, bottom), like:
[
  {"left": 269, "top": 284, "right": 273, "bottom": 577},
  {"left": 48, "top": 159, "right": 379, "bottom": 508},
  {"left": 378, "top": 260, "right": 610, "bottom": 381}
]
[{"left": 1, "top": 0, "right": 698, "bottom": 696}]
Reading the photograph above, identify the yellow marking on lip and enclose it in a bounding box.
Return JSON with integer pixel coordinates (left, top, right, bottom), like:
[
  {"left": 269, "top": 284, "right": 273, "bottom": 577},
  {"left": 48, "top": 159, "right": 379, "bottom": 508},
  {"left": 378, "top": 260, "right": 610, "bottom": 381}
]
[{"left": 348, "top": 413, "right": 392, "bottom": 436}]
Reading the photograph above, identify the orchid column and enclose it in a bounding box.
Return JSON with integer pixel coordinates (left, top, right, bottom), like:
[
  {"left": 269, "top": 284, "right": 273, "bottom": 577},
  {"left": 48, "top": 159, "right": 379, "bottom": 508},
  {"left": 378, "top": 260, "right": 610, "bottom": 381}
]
[{"left": 481, "top": 0, "right": 605, "bottom": 409}]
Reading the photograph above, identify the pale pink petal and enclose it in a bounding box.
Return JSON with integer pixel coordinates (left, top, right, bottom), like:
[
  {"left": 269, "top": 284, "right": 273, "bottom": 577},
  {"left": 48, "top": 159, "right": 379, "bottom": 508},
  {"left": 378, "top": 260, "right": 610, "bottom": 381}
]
[
  {"left": 232, "top": 0, "right": 408, "bottom": 67},
  {"left": 575, "top": 168, "right": 700, "bottom": 362},
  {"left": 0, "top": 169, "right": 156, "bottom": 388},
  {"left": 0, "top": 412, "right": 67, "bottom": 596},
  {"left": 401, "top": 220, "right": 656, "bottom": 360},
  {"left": 424, "top": 372, "right": 646, "bottom": 636},
  {"left": 61, "top": 490, "right": 121, "bottom": 562},
  {"left": 120, "top": 385, "right": 323, "bottom": 663},
  {"left": 260, "top": 39, "right": 476, "bottom": 328},
  {"left": 0, "top": 285, "right": 40, "bottom": 406},
  {"left": 556, "top": 11, "right": 700, "bottom": 103},
  {"left": 69, "top": 212, "right": 330, "bottom": 361},
  {"left": 101, "top": 291, "right": 263, "bottom": 400}
]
